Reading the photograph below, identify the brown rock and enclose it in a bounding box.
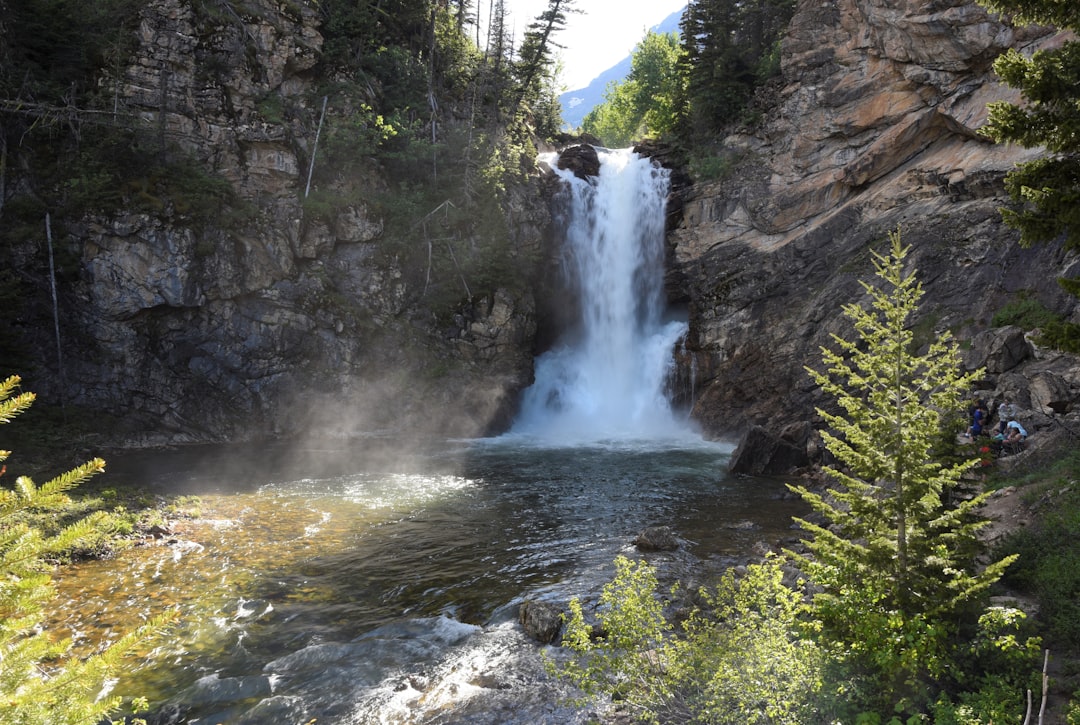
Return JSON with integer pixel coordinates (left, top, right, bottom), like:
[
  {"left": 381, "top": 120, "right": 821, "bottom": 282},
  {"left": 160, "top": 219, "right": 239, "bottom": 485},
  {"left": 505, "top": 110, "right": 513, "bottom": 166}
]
[
  {"left": 556, "top": 144, "right": 601, "bottom": 180},
  {"left": 518, "top": 600, "right": 564, "bottom": 644}
]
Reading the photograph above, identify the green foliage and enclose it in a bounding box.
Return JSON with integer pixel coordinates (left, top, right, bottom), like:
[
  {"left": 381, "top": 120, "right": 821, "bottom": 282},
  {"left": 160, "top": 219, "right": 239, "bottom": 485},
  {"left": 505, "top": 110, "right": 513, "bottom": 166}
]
[
  {"left": 787, "top": 229, "right": 1028, "bottom": 717},
  {"left": 316, "top": 0, "right": 433, "bottom": 75},
  {"left": 432, "top": 8, "right": 483, "bottom": 101},
  {"left": 310, "top": 91, "right": 403, "bottom": 186},
  {"left": 580, "top": 31, "right": 685, "bottom": 145},
  {"left": 931, "top": 607, "right": 1042, "bottom": 724},
  {"left": 514, "top": 0, "right": 576, "bottom": 116},
  {"left": 976, "top": 0, "right": 1080, "bottom": 261},
  {"left": 0, "top": 375, "right": 174, "bottom": 724},
  {"left": 558, "top": 555, "right": 672, "bottom": 716},
  {"left": 678, "top": 0, "right": 795, "bottom": 141},
  {"left": 674, "top": 557, "right": 822, "bottom": 724},
  {"left": 992, "top": 294, "right": 1080, "bottom": 353},
  {"left": 0, "top": 0, "right": 143, "bottom": 102},
  {"left": 555, "top": 555, "right": 823, "bottom": 723},
  {"left": 993, "top": 293, "right": 1062, "bottom": 329},
  {"left": 0, "top": 124, "right": 248, "bottom": 241},
  {"left": 998, "top": 460, "right": 1080, "bottom": 648},
  {"left": 683, "top": 147, "right": 747, "bottom": 183}
]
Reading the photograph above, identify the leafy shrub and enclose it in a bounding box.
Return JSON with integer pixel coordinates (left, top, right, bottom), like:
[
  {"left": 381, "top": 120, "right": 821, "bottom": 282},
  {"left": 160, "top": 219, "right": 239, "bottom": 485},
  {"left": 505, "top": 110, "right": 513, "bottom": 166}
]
[
  {"left": 992, "top": 295, "right": 1060, "bottom": 329},
  {"left": 554, "top": 555, "right": 823, "bottom": 724},
  {"left": 999, "top": 458, "right": 1080, "bottom": 648},
  {"left": 992, "top": 294, "right": 1080, "bottom": 353}
]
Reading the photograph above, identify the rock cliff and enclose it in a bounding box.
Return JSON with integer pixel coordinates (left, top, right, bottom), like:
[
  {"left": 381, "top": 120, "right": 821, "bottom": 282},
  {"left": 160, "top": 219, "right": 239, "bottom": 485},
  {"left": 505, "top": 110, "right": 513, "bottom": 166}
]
[
  {"left": 9, "top": 0, "right": 546, "bottom": 445},
  {"left": 670, "top": 0, "right": 1080, "bottom": 457}
]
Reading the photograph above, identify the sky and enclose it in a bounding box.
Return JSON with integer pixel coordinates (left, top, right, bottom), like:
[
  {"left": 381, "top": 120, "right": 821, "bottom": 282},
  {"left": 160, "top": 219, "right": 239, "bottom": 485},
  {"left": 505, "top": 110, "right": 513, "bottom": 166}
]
[{"left": 505, "top": 0, "right": 688, "bottom": 91}]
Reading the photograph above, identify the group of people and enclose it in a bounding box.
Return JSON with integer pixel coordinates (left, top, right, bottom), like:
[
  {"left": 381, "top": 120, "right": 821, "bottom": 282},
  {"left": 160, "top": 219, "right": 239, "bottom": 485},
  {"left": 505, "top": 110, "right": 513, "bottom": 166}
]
[{"left": 964, "top": 397, "right": 1028, "bottom": 451}]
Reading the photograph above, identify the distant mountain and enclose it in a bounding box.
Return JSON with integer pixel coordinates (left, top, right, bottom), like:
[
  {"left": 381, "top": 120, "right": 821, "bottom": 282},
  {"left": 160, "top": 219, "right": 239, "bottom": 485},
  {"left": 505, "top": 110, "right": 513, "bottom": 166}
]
[{"left": 558, "top": 6, "right": 686, "bottom": 130}]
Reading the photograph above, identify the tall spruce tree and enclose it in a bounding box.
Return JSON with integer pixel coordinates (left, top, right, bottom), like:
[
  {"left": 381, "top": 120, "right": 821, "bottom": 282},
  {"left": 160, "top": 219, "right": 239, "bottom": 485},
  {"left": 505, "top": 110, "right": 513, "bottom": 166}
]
[
  {"left": 513, "top": 0, "right": 575, "bottom": 114},
  {"left": 787, "top": 231, "right": 1019, "bottom": 716}
]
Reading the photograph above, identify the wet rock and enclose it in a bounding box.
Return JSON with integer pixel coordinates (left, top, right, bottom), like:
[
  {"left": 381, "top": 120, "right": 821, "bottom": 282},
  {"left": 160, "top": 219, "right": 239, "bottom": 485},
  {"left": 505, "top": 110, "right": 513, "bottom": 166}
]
[
  {"left": 180, "top": 674, "right": 273, "bottom": 706},
  {"left": 632, "top": 525, "right": 680, "bottom": 551},
  {"left": 263, "top": 642, "right": 369, "bottom": 674},
  {"left": 556, "top": 144, "right": 600, "bottom": 179},
  {"left": 236, "top": 696, "right": 309, "bottom": 725},
  {"left": 728, "top": 425, "right": 810, "bottom": 476},
  {"left": 149, "top": 703, "right": 188, "bottom": 725},
  {"left": 518, "top": 600, "right": 564, "bottom": 644}
]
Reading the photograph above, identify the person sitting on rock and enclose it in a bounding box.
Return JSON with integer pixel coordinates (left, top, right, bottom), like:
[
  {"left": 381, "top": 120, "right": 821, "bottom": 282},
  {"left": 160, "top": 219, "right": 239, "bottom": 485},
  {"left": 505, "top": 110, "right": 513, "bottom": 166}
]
[{"left": 1004, "top": 419, "right": 1028, "bottom": 446}]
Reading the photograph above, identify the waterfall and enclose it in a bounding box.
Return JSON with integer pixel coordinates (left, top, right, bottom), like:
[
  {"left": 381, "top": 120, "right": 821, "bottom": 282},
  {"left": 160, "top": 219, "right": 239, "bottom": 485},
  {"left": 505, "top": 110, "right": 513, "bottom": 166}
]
[{"left": 511, "top": 147, "right": 695, "bottom": 443}]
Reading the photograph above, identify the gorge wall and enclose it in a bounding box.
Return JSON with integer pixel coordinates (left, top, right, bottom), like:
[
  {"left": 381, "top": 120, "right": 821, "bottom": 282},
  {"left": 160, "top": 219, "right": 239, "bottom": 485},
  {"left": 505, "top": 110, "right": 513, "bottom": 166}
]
[
  {"left": 669, "top": 0, "right": 1080, "bottom": 458},
  {"left": 5, "top": 0, "right": 547, "bottom": 446}
]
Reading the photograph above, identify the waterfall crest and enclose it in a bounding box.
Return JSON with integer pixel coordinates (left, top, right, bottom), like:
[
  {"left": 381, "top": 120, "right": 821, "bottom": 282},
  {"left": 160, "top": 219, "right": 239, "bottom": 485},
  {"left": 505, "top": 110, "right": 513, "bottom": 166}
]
[{"left": 511, "top": 147, "right": 695, "bottom": 444}]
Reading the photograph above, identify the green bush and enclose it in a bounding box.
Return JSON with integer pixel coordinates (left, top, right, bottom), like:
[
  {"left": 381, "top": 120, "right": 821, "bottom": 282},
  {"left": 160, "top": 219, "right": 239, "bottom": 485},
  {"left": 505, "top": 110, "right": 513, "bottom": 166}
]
[
  {"left": 992, "top": 295, "right": 1060, "bottom": 329},
  {"left": 554, "top": 555, "right": 823, "bottom": 724},
  {"left": 992, "top": 294, "right": 1080, "bottom": 353},
  {"left": 999, "top": 456, "right": 1080, "bottom": 648}
]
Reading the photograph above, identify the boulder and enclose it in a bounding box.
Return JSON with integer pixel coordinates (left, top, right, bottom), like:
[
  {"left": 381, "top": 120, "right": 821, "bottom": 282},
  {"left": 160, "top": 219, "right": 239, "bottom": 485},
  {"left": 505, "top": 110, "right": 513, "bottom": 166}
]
[
  {"left": 1028, "top": 370, "right": 1074, "bottom": 415},
  {"left": 518, "top": 600, "right": 563, "bottom": 644},
  {"left": 556, "top": 144, "right": 601, "bottom": 179},
  {"left": 632, "top": 525, "right": 681, "bottom": 551},
  {"left": 964, "top": 326, "right": 1034, "bottom": 373},
  {"left": 728, "top": 425, "right": 811, "bottom": 476}
]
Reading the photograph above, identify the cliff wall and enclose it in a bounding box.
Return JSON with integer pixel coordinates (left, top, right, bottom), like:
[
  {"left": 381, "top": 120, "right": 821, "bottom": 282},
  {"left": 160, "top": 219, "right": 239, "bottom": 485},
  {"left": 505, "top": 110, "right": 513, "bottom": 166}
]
[
  {"left": 671, "top": 0, "right": 1080, "bottom": 448},
  {"left": 6, "top": 0, "right": 546, "bottom": 445}
]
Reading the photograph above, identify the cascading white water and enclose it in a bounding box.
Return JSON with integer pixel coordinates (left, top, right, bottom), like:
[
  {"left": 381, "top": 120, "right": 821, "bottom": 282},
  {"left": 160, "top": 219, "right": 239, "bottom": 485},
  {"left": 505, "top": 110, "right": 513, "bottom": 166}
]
[{"left": 511, "top": 147, "right": 694, "bottom": 443}]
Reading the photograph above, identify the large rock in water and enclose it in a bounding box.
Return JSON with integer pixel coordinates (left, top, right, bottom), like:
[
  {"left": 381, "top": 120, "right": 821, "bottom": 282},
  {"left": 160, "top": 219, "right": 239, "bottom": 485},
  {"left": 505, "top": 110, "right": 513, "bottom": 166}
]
[
  {"left": 669, "top": 0, "right": 1078, "bottom": 441},
  {"left": 556, "top": 144, "right": 601, "bottom": 179},
  {"left": 632, "top": 525, "right": 681, "bottom": 551},
  {"left": 519, "top": 600, "right": 564, "bottom": 644}
]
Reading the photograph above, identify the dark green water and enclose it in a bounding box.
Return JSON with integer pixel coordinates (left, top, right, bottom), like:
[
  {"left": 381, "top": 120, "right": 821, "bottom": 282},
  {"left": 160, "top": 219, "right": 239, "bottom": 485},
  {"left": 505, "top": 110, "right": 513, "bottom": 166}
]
[{"left": 52, "top": 435, "right": 804, "bottom": 724}]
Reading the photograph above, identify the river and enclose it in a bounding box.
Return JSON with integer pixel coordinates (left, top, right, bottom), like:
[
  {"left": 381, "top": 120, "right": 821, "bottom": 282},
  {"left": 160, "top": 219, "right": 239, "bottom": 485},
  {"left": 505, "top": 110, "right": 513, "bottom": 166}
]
[{"left": 53, "top": 436, "right": 803, "bottom": 724}]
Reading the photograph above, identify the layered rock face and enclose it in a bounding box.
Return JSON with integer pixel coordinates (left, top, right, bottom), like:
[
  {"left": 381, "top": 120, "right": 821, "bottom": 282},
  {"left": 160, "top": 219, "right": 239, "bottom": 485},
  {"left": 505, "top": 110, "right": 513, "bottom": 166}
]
[
  {"left": 671, "top": 0, "right": 1080, "bottom": 451},
  {"left": 35, "top": 0, "right": 544, "bottom": 444}
]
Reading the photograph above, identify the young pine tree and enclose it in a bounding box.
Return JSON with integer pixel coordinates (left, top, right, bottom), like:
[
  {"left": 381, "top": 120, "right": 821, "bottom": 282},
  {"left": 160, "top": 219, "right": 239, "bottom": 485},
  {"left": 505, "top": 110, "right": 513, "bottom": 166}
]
[
  {"left": 0, "top": 374, "right": 172, "bottom": 724},
  {"left": 787, "top": 230, "right": 1022, "bottom": 717}
]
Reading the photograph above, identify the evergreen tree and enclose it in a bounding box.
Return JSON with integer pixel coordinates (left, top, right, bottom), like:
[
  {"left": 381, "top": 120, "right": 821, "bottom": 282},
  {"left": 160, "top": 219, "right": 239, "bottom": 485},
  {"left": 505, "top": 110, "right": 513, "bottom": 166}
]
[
  {"left": 787, "top": 230, "right": 1021, "bottom": 716},
  {"left": 0, "top": 374, "right": 172, "bottom": 724},
  {"left": 513, "top": 0, "right": 576, "bottom": 114},
  {"left": 678, "top": 0, "right": 793, "bottom": 140},
  {"left": 977, "top": 0, "right": 1080, "bottom": 294}
]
